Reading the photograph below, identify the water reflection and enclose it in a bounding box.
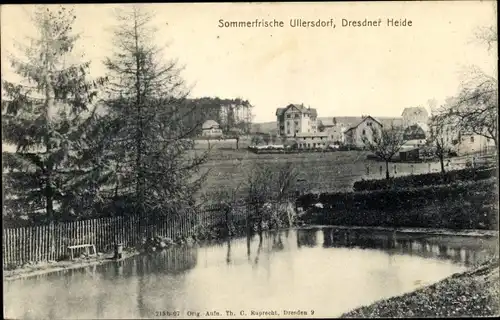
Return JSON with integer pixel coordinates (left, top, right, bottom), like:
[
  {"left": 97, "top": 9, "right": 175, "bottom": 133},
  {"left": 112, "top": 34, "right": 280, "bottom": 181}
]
[
  {"left": 319, "top": 228, "right": 496, "bottom": 267},
  {"left": 4, "top": 227, "right": 497, "bottom": 319}
]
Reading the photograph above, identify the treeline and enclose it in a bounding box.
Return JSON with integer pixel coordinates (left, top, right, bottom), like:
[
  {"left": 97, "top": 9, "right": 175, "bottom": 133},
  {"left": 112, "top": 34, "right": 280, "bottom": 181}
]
[
  {"left": 0, "top": 6, "right": 250, "bottom": 226},
  {"left": 183, "top": 97, "right": 253, "bottom": 136}
]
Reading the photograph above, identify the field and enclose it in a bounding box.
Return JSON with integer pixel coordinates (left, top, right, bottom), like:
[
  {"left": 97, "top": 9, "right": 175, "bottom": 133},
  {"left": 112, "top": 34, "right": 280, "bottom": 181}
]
[{"left": 193, "top": 149, "right": 464, "bottom": 201}]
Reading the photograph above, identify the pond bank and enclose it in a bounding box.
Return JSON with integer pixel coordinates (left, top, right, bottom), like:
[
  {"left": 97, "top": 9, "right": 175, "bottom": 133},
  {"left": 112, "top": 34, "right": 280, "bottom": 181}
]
[
  {"left": 3, "top": 249, "right": 141, "bottom": 281},
  {"left": 341, "top": 257, "right": 500, "bottom": 318},
  {"left": 4, "top": 226, "right": 497, "bottom": 282}
]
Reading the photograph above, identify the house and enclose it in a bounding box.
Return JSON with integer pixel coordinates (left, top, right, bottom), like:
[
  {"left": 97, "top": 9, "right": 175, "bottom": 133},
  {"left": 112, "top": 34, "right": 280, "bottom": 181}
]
[
  {"left": 433, "top": 115, "right": 496, "bottom": 156},
  {"left": 276, "top": 104, "right": 318, "bottom": 137},
  {"left": 343, "top": 116, "right": 383, "bottom": 148},
  {"left": 322, "top": 124, "right": 347, "bottom": 143},
  {"left": 453, "top": 134, "right": 495, "bottom": 156},
  {"left": 402, "top": 122, "right": 430, "bottom": 149},
  {"left": 401, "top": 106, "right": 429, "bottom": 128},
  {"left": 201, "top": 120, "right": 223, "bottom": 138},
  {"left": 294, "top": 132, "right": 331, "bottom": 149}
]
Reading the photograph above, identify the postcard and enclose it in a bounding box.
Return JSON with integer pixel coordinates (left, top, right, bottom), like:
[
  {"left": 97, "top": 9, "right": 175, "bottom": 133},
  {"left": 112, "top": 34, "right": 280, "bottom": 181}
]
[{"left": 2, "top": 1, "right": 498, "bottom": 319}]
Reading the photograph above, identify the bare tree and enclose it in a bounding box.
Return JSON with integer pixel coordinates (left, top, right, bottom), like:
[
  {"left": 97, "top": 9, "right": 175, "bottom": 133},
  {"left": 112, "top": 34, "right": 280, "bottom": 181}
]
[
  {"left": 446, "top": 25, "right": 498, "bottom": 148},
  {"left": 427, "top": 113, "right": 454, "bottom": 173},
  {"left": 446, "top": 67, "right": 498, "bottom": 148},
  {"left": 262, "top": 133, "right": 271, "bottom": 145},
  {"left": 245, "top": 161, "right": 298, "bottom": 232},
  {"left": 362, "top": 125, "right": 408, "bottom": 179}
]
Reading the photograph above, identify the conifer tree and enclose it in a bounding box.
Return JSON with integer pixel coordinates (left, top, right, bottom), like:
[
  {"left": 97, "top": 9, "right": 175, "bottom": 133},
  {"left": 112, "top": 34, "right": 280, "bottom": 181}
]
[
  {"left": 2, "top": 6, "right": 101, "bottom": 224},
  {"left": 102, "top": 6, "right": 209, "bottom": 218}
]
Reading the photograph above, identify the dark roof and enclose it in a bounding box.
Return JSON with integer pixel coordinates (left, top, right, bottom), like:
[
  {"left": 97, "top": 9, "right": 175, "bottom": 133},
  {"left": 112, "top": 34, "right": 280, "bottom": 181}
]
[
  {"left": 401, "top": 106, "right": 428, "bottom": 117},
  {"left": 322, "top": 116, "right": 403, "bottom": 128},
  {"left": 276, "top": 104, "right": 318, "bottom": 118},
  {"left": 345, "top": 116, "right": 383, "bottom": 131}
]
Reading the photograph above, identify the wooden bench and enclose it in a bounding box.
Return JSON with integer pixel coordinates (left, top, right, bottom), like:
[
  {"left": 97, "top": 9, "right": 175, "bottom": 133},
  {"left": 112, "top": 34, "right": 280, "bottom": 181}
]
[{"left": 68, "top": 244, "right": 96, "bottom": 260}]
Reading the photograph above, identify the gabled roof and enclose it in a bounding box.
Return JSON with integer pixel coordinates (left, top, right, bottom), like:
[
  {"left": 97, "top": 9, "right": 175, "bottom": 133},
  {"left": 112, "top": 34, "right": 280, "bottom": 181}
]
[
  {"left": 202, "top": 120, "right": 220, "bottom": 129},
  {"left": 276, "top": 104, "right": 318, "bottom": 118},
  {"left": 345, "top": 116, "right": 383, "bottom": 131},
  {"left": 401, "top": 106, "right": 429, "bottom": 117}
]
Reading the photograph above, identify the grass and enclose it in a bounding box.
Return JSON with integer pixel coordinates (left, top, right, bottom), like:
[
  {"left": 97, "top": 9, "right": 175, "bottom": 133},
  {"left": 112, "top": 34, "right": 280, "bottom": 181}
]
[
  {"left": 193, "top": 149, "right": 461, "bottom": 201},
  {"left": 341, "top": 257, "right": 500, "bottom": 317}
]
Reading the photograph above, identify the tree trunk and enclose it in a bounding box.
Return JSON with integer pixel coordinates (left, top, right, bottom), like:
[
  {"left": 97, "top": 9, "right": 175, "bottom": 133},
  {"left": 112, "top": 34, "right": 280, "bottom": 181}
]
[
  {"left": 385, "top": 160, "right": 390, "bottom": 180},
  {"left": 236, "top": 137, "right": 239, "bottom": 149},
  {"left": 439, "top": 153, "right": 445, "bottom": 173}
]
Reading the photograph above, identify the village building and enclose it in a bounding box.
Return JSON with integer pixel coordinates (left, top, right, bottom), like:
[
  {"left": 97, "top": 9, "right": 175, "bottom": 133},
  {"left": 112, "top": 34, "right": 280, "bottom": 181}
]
[
  {"left": 276, "top": 104, "right": 318, "bottom": 137},
  {"left": 402, "top": 122, "right": 430, "bottom": 149},
  {"left": 201, "top": 120, "right": 223, "bottom": 138},
  {"left": 343, "top": 116, "right": 383, "bottom": 148},
  {"left": 401, "top": 106, "right": 429, "bottom": 128}
]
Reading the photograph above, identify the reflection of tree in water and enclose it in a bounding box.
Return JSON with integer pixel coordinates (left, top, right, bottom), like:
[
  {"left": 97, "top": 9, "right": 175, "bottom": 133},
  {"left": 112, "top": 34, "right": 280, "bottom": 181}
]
[
  {"left": 296, "top": 228, "right": 318, "bottom": 248},
  {"left": 134, "top": 247, "right": 198, "bottom": 317},
  {"left": 271, "top": 231, "right": 285, "bottom": 252},
  {"left": 319, "top": 228, "right": 490, "bottom": 267}
]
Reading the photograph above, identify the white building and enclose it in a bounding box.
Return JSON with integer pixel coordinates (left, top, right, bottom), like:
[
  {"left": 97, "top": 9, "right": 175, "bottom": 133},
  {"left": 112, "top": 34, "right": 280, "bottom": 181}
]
[
  {"left": 401, "top": 106, "right": 429, "bottom": 128},
  {"left": 344, "top": 116, "right": 383, "bottom": 148},
  {"left": 276, "top": 104, "right": 318, "bottom": 137},
  {"left": 201, "top": 120, "right": 223, "bottom": 138}
]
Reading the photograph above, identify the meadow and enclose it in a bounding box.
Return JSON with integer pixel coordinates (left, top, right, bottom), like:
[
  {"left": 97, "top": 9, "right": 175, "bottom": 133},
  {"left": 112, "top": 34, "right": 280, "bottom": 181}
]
[{"left": 193, "top": 148, "right": 458, "bottom": 202}]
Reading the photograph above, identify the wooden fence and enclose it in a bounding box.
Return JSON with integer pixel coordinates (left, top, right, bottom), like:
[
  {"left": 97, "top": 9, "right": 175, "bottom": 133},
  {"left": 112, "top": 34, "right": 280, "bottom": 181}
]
[
  {"left": 2, "top": 201, "right": 290, "bottom": 268},
  {"left": 2, "top": 207, "right": 227, "bottom": 268}
]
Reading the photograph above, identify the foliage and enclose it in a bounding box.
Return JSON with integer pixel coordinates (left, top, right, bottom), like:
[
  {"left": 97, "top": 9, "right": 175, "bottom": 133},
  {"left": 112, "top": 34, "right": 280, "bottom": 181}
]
[
  {"left": 182, "top": 97, "right": 254, "bottom": 136},
  {"left": 297, "top": 179, "right": 498, "bottom": 230},
  {"left": 99, "top": 5, "right": 209, "bottom": 217},
  {"left": 442, "top": 26, "right": 498, "bottom": 147},
  {"left": 2, "top": 6, "right": 103, "bottom": 223},
  {"left": 353, "top": 167, "right": 497, "bottom": 191}
]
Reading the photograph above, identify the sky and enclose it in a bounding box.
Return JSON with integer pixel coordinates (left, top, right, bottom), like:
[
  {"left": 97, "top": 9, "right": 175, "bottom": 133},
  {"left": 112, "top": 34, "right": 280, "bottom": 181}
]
[{"left": 1, "top": 2, "right": 497, "bottom": 123}]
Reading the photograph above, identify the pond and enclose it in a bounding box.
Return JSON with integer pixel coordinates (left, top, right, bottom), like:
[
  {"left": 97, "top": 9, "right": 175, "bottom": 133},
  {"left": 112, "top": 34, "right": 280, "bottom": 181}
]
[{"left": 4, "top": 227, "right": 497, "bottom": 319}]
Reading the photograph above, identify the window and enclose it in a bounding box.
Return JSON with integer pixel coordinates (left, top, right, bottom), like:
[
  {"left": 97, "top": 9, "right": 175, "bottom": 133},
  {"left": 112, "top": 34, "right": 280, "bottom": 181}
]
[
  {"left": 287, "top": 129, "right": 290, "bottom": 134},
  {"left": 287, "top": 121, "right": 290, "bottom": 126},
  {"left": 470, "top": 136, "right": 474, "bottom": 143},
  {"left": 286, "top": 114, "right": 291, "bottom": 119},
  {"left": 367, "top": 122, "right": 372, "bottom": 127},
  {"left": 362, "top": 129, "right": 366, "bottom": 135},
  {"left": 294, "top": 121, "right": 299, "bottom": 126},
  {"left": 295, "top": 114, "right": 300, "bottom": 118}
]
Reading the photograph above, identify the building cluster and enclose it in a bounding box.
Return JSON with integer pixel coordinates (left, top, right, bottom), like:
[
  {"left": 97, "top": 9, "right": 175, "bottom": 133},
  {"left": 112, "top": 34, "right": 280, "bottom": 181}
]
[
  {"left": 199, "top": 101, "right": 494, "bottom": 156},
  {"left": 273, "top": 103, "right": 494, "bottom": 155}
]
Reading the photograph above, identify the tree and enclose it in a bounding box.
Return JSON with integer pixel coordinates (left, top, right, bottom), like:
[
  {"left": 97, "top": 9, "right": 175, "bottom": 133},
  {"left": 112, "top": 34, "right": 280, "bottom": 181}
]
[
  {"left": 245, "top": 162, "right": 298, "bottom": 232},
  {"left": 262, "top": 133, "right": 271, "bottom": 145},
  {"left": 2, "top": 6, "right": 102, "bottom": 223},
  {"left": 317, "top": 119, "right": 325, "bottom": 132},
  {"left": 446, "top": 25, "right": 498, "bottom": 148},
  {"left": 427, "top": 113, "right": 453, "bottom": 173},
  {"left": 250, "top": 135, "right": 262, "bottom": 146},
  {"left": 101, "top": 6, "right": 208, "bottom": 218},
  {"left": 447, "top": 67, "right": 498, "bottom": 148},
  {"left": 332, "top": 117, "right": 337, "bottom": 126},
  {"left": 362, "top": 124, "right": 408, "bottom": 179}
]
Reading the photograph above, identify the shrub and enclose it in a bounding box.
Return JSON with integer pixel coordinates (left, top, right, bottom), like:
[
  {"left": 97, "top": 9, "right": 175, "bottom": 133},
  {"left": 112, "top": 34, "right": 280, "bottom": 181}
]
[
  {"left": 353, "top": 166, "right": 497, "bottom": 191},
  {"left": 297, "top": 179, "right": 498, "bottom": 230}
]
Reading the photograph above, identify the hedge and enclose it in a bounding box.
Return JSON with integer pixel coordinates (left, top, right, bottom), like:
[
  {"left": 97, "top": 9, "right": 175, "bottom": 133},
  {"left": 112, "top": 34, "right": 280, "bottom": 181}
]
[
  {"left": 296, "top": 179, "right": 498, "bottom": 230},
  {"left": 353, "top": 166, "right": 497, "bottom": 192}
]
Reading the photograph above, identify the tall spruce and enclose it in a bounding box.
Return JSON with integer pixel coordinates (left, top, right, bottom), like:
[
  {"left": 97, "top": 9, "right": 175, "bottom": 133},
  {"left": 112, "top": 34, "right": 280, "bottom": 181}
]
[
  {"left": 102, "top": 6, "right": 209, "bottom": 218},
  {"left": 2, "top": 6, "right": 102, "bottom": 224}
]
